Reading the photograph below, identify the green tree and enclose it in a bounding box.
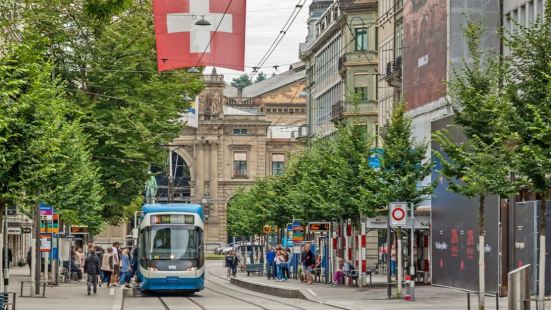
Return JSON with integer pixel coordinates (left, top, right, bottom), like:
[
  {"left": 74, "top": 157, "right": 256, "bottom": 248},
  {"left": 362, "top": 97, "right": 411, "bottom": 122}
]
[
  {"left": 19, "top": 0, "right": 203, "bottom": 223},
  {"left": 504, "top": 3, "right": 551, "bottom": 303},
  {"left": 0, "top": 42, "right": 104, "bottom": 233},
  {"left": 231, "top": 74, "right": 253, "bottom": 90},
  {"left": 377, "top": 103, "right": 433, "bottom": 296},
  {"left": 433, "top": 24, "right": 518, "bottom": 310},
  {"left": 255, "top": 72, "right": 267, "bottom": 83}
]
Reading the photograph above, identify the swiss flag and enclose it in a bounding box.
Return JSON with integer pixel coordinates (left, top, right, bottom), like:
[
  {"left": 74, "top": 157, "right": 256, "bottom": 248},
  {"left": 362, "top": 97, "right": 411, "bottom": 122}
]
[{"left": 153, "top": 0, "right": 246, "bottom": 72}]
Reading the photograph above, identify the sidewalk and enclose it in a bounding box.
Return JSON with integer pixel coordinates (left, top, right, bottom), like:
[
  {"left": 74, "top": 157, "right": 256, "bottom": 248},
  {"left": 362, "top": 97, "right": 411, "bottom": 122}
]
[
  {"left": 7, "top": 267, "right": 119, "bottom": 310},
  {"left": 209, "top": 263, "right": 509, "bottom": 310}
]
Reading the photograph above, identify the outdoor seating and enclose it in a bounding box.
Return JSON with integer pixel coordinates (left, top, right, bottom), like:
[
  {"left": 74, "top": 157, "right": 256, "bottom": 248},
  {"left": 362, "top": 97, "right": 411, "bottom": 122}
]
[{"left": 245, "top": 263, "right": 264, "bottom": 276}]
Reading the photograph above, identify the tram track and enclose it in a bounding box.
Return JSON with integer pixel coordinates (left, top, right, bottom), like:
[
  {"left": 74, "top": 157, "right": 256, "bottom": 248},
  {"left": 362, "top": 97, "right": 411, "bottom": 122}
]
[
  {"left": 157, "top": 295, "right": 207, "bottom": 310},
  {"left": 205, "top": 273, "right": 317, "bottom": 310}
]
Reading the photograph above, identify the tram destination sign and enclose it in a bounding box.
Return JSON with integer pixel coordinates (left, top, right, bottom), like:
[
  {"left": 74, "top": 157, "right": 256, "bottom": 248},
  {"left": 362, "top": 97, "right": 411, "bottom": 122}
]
[
  {"left": 151, "top": 214, "right": 194, "bottom": 225},
  {"left": 308, "top": 222, "right": 330, "bottom": 232}
]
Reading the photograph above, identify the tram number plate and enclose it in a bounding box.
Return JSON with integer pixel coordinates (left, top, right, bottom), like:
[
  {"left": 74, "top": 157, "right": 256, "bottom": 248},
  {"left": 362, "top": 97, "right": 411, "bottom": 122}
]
[
  {"left": 151, "top": 214, "right": 194, "bottom": 225},
  {"left": 168, "top": 265, "right": 177, "bottom": 270}
]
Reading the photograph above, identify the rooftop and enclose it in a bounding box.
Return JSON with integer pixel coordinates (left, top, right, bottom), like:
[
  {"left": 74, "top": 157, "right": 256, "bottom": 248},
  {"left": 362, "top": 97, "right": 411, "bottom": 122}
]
[{"left": 224, "top": 63, "right": 305, "bottom": 99}]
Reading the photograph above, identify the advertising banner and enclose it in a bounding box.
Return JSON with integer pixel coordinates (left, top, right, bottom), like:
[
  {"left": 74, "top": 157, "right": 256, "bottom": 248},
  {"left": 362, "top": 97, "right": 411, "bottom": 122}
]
[
  {"left": 431, "top": 115, "right": 500, "bottom": 293},
  {"left": 403, "top": 0, "right": 447, "bottom": 110}
]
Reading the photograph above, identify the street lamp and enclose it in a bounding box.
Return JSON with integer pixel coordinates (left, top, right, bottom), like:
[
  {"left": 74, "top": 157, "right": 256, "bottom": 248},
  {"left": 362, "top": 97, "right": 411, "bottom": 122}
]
[{"left": 195, "top": 15, "right": 211, "bottom": 26}]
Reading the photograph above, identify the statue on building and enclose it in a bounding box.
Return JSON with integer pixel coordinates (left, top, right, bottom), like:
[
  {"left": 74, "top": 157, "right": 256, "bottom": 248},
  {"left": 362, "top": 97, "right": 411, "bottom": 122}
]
[{"left": 144, "top": 172, "right": 158, "bottom": 203}]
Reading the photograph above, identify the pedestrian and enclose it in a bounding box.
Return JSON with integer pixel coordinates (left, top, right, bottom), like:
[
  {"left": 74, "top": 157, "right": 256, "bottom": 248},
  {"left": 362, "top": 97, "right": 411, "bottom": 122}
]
[
  {"left": 301, "top": 244, "right": 315, "bottom": 285},
  {"left": 26, "top": 247, "right": 32, "bottom": 275},
  {"left": 130, "top": 247, "right": 138, "bottom": 285},
  {"left": 266, "top": 246, "right": 275, "bottom": 279},
  {"left": 95, "top": 247, "right": 104, "bottom": 286},
  {"left": 101, "top": 248, "right": 114, "bottom": 287},
  {"left": 70, "top": 253, "right": 81, "bottom": 281},
  {"left": 390, "top": 246, "right": 397, "bottom": 277},
  {"left": 84, "top": 248, "right": 100, "bottom": 295},
  {"left": 111, "top": 242, "right": 120, "bottom": 286},
  {"left": 119, "top": 248, "right": 131, "bottom": 288},
  {"left": 282, "top": 248, "right": 291, "bottom": 280},
  {"left": 225, "top": 251, "right": 234, "bottom": 279},
  {"left": 231, "top": 251, "right": 239, "bottom": 277},
  {"left": 76, "top": 247, "right": 85, "bottom": 279},
  {"left": 275, "top": 247, "right": 284, "bottom": 281},
  {"left": 332, "top": 257, "right": 344, "bottom": 285}
]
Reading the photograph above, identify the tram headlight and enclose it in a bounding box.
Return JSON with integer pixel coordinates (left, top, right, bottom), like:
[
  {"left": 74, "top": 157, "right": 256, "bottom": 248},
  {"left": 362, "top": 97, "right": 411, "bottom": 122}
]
[
  {"left": 185, "top": 267, "right": 197, "bottom": 271},
  {"left": 147, "top": 267, "right": 159, "bottom": 271}
]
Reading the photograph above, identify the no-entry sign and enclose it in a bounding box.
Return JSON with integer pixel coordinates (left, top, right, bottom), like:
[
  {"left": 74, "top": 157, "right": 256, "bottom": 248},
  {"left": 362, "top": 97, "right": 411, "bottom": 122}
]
[{"left": 390, "top": 202, "right": 408, "bottom": 227}]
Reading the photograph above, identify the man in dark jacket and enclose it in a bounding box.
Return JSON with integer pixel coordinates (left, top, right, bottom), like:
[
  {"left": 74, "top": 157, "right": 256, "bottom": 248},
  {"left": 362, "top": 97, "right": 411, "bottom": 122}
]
[{"left": 84, "top": 249, "right": 100, "bottom": 295}]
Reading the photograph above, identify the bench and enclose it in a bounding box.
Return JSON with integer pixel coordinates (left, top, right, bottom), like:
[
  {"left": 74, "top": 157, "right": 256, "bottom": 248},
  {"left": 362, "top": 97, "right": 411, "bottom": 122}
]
[{"left": 245, "top": 264, "right": 264, "bottom": 276}]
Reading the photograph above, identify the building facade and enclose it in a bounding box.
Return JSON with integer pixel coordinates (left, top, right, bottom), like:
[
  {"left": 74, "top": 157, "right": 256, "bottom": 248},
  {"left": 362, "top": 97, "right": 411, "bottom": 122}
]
[
  {"left": 300, "top": 0, "right": 378, "bottom": 138},
  {"left": 167, "top": 67, "right": 306, "bottom": 246},
  {"left": 377, "top": 0, "right": 403, "bottom": 131}
]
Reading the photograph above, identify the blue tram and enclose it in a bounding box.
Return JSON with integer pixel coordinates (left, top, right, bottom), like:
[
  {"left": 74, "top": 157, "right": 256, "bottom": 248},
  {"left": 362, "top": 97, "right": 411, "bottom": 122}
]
[{"left": 137, "top": 204, "right": 205, "bottom": 292}]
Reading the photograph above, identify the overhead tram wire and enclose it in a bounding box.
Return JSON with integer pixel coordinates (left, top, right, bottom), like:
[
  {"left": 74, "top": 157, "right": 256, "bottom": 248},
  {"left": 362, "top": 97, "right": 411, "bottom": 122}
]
[
  {"left": 242, "top": 0, "right": 394, "bottom": 89},
  {"left": 246, "top": 0, "right": 307, "bottom": 83}
]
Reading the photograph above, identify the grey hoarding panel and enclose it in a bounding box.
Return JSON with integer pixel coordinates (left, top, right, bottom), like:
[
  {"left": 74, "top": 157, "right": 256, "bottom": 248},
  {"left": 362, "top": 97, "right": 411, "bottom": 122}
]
[
  {"left": 431, "top": 115, "right": 501, "bottom": 293},
  {"left": 511, "top": 201, "right": 537, "bottom": 293}
]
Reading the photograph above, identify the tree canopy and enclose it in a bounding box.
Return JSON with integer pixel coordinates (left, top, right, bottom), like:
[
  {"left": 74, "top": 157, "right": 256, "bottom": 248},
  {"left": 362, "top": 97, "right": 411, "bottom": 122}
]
[{"left": 1, "top": 0, "right": 203, "bottom": 229}]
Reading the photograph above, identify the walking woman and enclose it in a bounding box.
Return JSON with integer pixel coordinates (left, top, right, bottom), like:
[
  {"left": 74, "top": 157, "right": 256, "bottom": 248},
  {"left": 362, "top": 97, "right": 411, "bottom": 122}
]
[
  {"left": 101, "top": 248, "right": 114, "bottom": 287},
  {"left": 119, "top": 248, "right": 131, "bottom": 288}
]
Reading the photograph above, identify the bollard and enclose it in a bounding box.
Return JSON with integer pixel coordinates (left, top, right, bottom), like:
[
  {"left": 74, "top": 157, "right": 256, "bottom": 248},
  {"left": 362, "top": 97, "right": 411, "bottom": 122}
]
[
  {"left": 467, "top": 292, "right": 471, "bottom": 310},
  {"left": 404, "top": 275, "right": 412, "bottom": 301}
]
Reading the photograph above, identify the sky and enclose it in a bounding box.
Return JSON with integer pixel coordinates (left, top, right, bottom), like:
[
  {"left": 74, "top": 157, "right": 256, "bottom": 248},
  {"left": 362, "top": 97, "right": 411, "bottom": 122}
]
[{"left": 211, "top": 0, "right": 311, "bottom": 81}]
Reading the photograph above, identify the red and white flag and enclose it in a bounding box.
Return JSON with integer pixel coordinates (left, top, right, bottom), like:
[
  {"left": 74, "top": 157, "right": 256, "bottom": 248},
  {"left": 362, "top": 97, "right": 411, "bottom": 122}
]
[{"left": 153, "top": 0, "right": 246, "bottom": 72}]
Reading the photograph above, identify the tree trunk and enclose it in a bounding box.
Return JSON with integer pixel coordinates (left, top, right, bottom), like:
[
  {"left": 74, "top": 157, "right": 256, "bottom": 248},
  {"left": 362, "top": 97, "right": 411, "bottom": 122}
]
[
  {"left": 539, "top": 195, "right": 547, "bottom": 309},
  {"left": 397, "top": 228, "right": 403, "bottom": 297},
  {"left": 479, "top": 195, "right": 486, "bottom": 310}
]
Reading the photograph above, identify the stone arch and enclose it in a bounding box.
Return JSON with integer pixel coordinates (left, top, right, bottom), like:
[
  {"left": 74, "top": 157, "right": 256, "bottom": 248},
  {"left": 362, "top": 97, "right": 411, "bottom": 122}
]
[{"left": 172, "top": 147, "right": 195, "bottom": 181}]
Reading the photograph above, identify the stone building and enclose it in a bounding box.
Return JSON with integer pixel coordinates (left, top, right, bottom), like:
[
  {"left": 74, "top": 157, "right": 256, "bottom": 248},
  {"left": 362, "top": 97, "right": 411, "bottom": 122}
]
[
  {"left": 168, "top": 65, "right": 307, "bottom": 246},
  {"left": 300, "top": 0, "right": 378, "bottom": 138}
]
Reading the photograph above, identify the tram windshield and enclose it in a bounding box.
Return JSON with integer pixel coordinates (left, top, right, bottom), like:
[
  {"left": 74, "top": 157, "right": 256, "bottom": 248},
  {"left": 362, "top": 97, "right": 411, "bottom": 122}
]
[{"left": 141, "top": 225, "right": 200, "bottom": 260}]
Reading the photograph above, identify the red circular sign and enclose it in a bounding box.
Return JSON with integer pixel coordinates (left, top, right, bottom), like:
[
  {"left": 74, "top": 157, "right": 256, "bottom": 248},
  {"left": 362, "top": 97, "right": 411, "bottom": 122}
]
[{"left": 391, "top": 207, "right": 405, "bottom": 221}]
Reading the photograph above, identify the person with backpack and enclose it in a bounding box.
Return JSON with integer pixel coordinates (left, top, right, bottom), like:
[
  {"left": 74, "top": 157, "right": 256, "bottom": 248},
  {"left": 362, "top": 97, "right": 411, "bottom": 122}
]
[
  {"left": 83, "top": 249, "right": 101, "bottom": 295},
  {"left": 225, "top": 251, "right": 235, "bottom": 279}
]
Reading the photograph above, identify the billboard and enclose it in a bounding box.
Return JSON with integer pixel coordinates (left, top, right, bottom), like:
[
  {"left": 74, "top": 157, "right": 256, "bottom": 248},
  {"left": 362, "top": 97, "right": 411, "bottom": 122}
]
[
  {"left": 403, "top": 0, "right": 447, "bottom": 110},
  {"left": 431, "top": 115, "right": 501, "bottom": 293}
]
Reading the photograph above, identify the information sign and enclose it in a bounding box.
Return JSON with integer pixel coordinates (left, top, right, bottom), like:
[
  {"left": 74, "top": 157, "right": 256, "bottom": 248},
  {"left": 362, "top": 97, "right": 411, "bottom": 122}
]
[{"left": 292, "top": 219, "right": 304, "bottom": 243}]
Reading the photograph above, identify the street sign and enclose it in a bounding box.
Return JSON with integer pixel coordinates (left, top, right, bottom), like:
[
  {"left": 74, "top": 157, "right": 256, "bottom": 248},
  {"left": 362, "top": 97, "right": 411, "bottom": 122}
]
[
  {"left": 365, "top": 215, "right": 430, "bottom": 229},
  {"left": 308, "top": 222, "right": 330, "bottom": 232},
  {"left": 292, "top": 219, "right": 304, "bottom": 243},
  {"left": 390, "top": 202, "right": 408, "bottom": 227},
  {"left": 39, "top": 233, "right": 52, "bottom": 252},
  {"left": 7, "top": 205, "right": 16, "bottom": 216},
  {"left": 22, "top": 227, "right": 32, "bottom": 234},
  {"left": 263, "top": 225, "right": 272, "bottom": 234},
  {"left": 7, "top": 227, "right": 21, "bottom": 235},
  {"left": 70, "top": 225, "right": 88, "bottom": 234}
]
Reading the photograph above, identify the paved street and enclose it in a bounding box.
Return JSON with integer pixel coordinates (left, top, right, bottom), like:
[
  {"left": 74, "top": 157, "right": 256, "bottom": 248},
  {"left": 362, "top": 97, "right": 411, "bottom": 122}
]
[{"left": 10, "top": 261, "right": 548, "bottom": 309}]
